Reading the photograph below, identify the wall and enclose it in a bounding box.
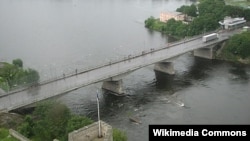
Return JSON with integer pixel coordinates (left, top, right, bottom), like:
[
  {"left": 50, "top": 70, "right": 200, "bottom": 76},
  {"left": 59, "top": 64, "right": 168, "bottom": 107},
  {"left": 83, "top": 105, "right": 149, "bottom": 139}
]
[{"left": 68, "top": 120, "right": 113, "bottom": 141}]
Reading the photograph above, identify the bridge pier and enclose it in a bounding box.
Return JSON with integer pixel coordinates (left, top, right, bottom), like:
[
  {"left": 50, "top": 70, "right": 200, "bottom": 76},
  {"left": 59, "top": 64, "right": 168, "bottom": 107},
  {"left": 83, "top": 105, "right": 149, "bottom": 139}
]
[
  {"left": 193, "top": 45, "right": 215, "bottom": 59},
  {"left": 154, "top": 62, "right": 175, "bottom": 75},
  {"left": 102, "top": 80, "right": 124, "bottom": 95}
]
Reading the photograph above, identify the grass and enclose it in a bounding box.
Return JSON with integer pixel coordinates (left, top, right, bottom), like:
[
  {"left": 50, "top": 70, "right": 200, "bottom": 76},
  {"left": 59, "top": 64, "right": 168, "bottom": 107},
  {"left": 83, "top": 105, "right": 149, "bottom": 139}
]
[
  {"left": 113, "top": 128, "right": 127, "bottom": 141},
  {"left": 0, "top": 128, "right": 19, "bottom": 141}
]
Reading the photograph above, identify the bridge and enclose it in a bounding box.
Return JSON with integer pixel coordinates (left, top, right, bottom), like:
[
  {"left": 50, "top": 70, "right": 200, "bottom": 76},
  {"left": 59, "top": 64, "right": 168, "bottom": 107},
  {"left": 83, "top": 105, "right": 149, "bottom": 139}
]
[{"left": 0, "top": 29, "right": 241, "bottom": 112}]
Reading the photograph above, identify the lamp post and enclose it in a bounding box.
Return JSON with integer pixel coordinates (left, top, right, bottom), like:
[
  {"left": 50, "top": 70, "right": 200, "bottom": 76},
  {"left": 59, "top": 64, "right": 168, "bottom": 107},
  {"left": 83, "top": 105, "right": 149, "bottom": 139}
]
[{"left": 97, "top": 90, "right": 102, "bottom": 138}]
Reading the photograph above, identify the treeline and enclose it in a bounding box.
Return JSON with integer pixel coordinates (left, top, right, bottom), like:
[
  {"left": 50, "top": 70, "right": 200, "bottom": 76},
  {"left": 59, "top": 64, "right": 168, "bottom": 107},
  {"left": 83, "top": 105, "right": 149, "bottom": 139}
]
[
  {"left": 0, "top": 59, "right": 39, "bottom": 91},
  {"left": 18, "top": 101, "right": 127, "bottom": 141},
  {"left": 224, "top": 31, "right": 250, "bottom": 59},
  {"left": 145, "top": 0, "right": 250, "bottom": 38}
]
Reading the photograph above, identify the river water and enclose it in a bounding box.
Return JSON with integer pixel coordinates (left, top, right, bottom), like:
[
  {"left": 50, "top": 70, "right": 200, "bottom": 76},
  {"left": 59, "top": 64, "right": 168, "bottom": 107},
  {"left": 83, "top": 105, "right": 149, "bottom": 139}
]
[{"left": 0, "top": 0, "right": 250, "bottom": 140}]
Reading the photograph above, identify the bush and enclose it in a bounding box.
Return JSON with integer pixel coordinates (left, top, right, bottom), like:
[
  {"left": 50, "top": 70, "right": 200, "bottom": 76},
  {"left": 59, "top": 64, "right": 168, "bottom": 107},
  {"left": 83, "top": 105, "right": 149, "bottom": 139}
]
[
  {"left": 226, "top": 32, "right": 250, "bottom": 59},
  {"left": 67, "top": 115, "right": 93, "bottom": 133},
  {"left": 113, "top": 128, "right": 127, "bottom": 141}
]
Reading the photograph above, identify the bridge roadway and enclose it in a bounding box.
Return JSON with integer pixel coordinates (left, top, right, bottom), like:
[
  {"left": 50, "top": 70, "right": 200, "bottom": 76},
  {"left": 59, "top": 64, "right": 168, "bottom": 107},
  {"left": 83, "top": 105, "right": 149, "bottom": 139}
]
[{"left": 0, "top": 29, "right": 240, "bottom": 112}]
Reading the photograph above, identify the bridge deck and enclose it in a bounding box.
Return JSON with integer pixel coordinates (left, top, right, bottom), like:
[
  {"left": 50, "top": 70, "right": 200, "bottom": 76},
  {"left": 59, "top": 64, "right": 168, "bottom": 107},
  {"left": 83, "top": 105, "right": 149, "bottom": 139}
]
[{"left": 0, "top": 29, "right": 240, "bottom": 112}]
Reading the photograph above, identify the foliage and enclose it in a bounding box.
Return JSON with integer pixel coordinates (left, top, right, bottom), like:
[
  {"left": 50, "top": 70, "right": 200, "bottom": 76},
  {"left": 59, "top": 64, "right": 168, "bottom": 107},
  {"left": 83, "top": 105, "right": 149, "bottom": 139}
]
[
  {"left": 17, "top": 101, "right": 129, "bottom": 141},
  {"left": 144, "top": 16, "right": 156, "bottom": 29},
  {"left": 18, "top": 101, "right": 93, "bottom": 141},
  {"left": 17, "top": 115, "right": 34, "bottom": 137},
  {"left": 0, "top": 128, "right": 18, "bottom": 141},
  {"left": 0, "top": 63, "right": 19, "bottom": 90},
  {"left": 165, "top": 19, "right": 189, "bottom": 37},
  {"left": 0, "top": 59, "right": 39, "bottom": 91},
  {"left": 66, "top": 115, "right": 93, "bottom": 133},
  {"left": 145, "top": 17, "right": 189, "bottom": 38},
  {"left": 176, "top": 4, "right": 197, "bottom": 17},
  {"left": 144, "top": 0, "right": 250, "bottom": 38},
  {"left": 113, "top": 128, "right": 127, "bottom": 141},
  {"left": 225, "top": 31, "right": 250, "bottom": 59},
  {"left": 24, "top": 69, "right": 40, "bottom": 84},
  {"left": 12, "top": 59, "right": 23, "bottom": 68}
]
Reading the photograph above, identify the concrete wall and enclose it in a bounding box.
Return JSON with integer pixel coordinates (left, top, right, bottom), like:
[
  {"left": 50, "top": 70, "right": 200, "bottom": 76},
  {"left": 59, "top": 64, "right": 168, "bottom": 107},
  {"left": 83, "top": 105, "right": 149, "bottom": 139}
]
[{"left": 69, "top": 121, "right": 113, "bottom": 141}]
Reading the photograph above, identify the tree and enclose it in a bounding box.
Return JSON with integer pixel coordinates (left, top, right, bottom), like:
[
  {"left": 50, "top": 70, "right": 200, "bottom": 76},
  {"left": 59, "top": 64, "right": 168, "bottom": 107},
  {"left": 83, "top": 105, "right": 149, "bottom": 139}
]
[
  {"left": 17, "top": 115, "right": 34, "bottom": 137},
  {"left": 12, "top": 59, "right": 23, "bottom": 68},
  {"left": 176, "top": 4, "right": 197, "bottom": 17},
  {"left": 18, "top": 101, "right": 94, "bottom": 141},
  {"left": 226, "top": 32, "right": 250, "bottom": 59},
  {"left": 0, "top": 60, "right": 40, "bottom": 91},
  {"left": 199, "top": 0, "right": 226, "bottom": 19},
  {"left": 145, "top": 16, "right": 155, "bottom": 28},
  {"left": 24, "top": 68, "right": 40, "bottom": 84},
  {"left": 0, "top": 63, "right": 19, "bottom": 89}
]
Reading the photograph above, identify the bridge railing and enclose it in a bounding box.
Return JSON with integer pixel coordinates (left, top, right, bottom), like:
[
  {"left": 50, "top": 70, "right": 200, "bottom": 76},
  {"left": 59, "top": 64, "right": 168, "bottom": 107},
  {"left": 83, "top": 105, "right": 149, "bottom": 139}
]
[{"left": 3, "top": 29, "right": 225, "bottom": 96}]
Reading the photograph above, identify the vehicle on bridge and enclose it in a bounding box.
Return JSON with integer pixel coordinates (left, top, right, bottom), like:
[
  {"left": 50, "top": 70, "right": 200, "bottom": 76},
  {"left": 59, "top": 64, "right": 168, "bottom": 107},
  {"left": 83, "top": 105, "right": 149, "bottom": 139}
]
[{"left": 202, "top": 33, "right": 219, "bottom": 43}]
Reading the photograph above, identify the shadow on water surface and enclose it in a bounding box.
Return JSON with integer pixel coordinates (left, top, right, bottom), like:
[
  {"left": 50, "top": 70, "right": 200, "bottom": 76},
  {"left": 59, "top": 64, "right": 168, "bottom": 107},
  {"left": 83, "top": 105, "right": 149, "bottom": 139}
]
[
  {"left": 69, "top": 56, "right": 250, "bottom": 122},
  {"left": 153, "top": 57, "right": 219, "bottom": 92},
  {"left": 228, "top": 63, "right": 249, "bottom": 81}
]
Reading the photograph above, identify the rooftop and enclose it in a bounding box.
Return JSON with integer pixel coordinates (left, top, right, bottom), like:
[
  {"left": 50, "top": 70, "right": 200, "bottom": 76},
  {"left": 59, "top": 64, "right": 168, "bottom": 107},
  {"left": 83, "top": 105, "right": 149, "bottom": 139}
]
[{"left": 219, "top": 16, "right": 246, "bottom": 26}]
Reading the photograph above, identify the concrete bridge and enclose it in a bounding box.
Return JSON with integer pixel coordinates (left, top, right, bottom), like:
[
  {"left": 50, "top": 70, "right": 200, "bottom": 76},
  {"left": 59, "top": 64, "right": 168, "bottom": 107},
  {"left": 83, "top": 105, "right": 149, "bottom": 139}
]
[{"left": 0, "top": 29, "right": 241, "bottom": 112}]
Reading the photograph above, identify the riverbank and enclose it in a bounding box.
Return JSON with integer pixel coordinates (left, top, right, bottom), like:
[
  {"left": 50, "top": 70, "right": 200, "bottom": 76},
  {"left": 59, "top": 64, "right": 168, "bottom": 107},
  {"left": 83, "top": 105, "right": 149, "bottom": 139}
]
[
  {"left": 215, "top": 30, "right": 250, "bottom": 65},
  {"left": 0, "top": 112, "right": 24, "bottom": 129},
  {"left": 216, "top": 43, "right": 250, "bottom": 65},
  {"left": 144, "top": 0, "right": 250, "bottom": 65}
]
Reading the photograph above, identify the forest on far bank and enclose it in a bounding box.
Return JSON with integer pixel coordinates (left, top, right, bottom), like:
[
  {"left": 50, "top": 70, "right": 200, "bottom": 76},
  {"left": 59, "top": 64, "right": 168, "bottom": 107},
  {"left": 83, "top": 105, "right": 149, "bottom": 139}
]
[{"left": 145, "top": 0, "right": 250, "bottom": 38}]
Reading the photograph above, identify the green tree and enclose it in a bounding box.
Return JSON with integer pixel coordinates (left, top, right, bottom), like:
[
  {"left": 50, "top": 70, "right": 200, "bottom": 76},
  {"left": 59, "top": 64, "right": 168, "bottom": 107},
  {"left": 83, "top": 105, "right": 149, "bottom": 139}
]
[
  {"left": 226, "top": 32, "right": 250, "bottom": 59},
  {"left": 17, "top": 115, "right": 34, "bottom": 137},
  {"left": 33, "top": 102, "right": 70, "bottom": 140},
  {"left": 12, "top": 59, "right": 23, "bottom": 68},
  {"left": 145, "top": 16, "right": 155, "bottom": 28},
  {"left": 177, "top": 4, "right": 197, "bottom": 17},
  {"left": 18, "top": 101, "right": 94, "bottom": 141},
  {"left": 0, "top": 63, "right": 19, "bottom": 89},
  {"left": 0, "top": 60, "right": 40, "bottom": 91},
  {"left": 24, "top": 68, "right": 40, "bottom": 84}
]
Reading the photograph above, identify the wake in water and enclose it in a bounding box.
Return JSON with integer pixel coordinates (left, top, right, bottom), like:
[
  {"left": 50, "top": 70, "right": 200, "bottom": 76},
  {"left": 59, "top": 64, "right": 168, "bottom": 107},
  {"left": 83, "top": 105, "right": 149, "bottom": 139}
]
[{"left": 157, "top": 92, "right": 190, "bottom": 109}]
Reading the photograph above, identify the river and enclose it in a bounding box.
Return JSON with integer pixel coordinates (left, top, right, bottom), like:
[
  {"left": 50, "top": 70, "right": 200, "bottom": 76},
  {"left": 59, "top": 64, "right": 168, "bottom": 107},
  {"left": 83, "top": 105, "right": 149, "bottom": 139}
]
[{"left": 0, "top": 0, "right": 250, "bottom": 141}]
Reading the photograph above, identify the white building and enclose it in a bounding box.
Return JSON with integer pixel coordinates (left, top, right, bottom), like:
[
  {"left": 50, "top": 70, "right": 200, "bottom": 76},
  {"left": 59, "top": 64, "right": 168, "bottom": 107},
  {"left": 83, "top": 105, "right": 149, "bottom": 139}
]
[{"left": 219, "top": 16, "right": 246, "bottom": 29}]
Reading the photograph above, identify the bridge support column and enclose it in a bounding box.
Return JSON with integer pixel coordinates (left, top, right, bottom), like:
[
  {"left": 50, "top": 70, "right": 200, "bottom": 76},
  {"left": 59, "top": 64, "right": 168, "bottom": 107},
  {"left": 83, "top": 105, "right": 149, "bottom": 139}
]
[
  {"left": 193, "top": 47, "right": 215, "bottom": 59},
  {"left": 154, "top": 62, "right": 175, "bottom": 75},
  {"left": 102, "top": 80, "right": 124, "bottom": 95}
]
